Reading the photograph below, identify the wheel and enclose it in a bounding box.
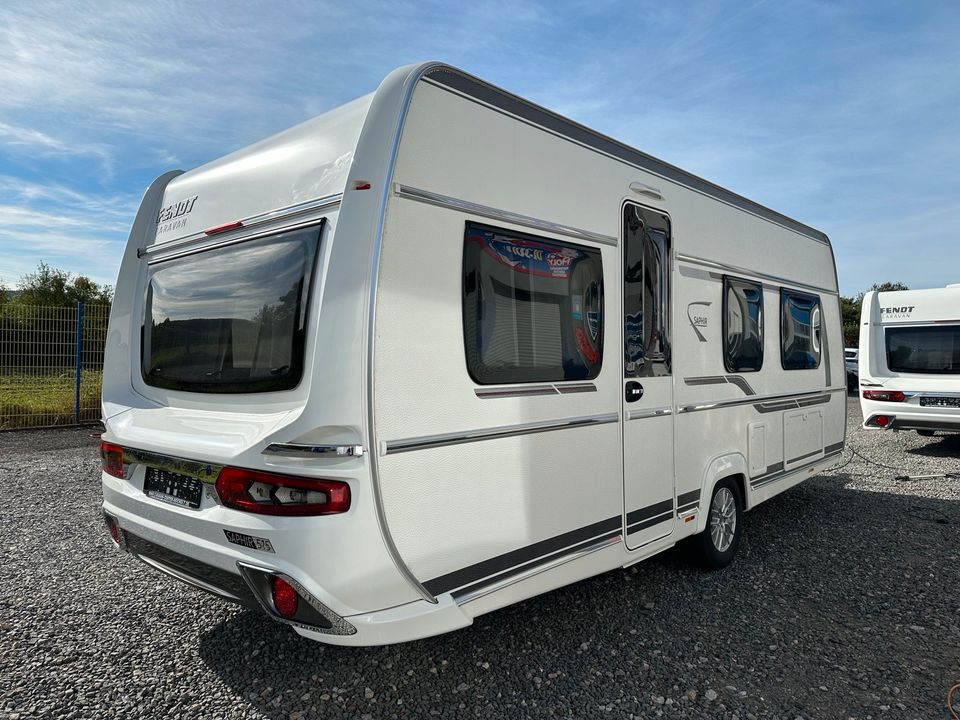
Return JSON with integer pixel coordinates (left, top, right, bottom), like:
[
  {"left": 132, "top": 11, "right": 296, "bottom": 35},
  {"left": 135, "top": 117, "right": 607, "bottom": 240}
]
[
  {"left": 916, "top": 429, "right": 935, "bottom": 437},
  {"left": 696, "top": 478, "right": 743, "bottom": 570}
]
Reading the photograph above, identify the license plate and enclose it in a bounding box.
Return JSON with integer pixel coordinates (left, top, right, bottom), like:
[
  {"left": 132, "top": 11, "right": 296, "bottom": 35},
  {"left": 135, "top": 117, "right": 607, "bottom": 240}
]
[
  {"left": 920, "top": 396, "right": 960, "bottom": 408},
  {"left": 144, "top": 467, "right": 203, "bottom": 509}
]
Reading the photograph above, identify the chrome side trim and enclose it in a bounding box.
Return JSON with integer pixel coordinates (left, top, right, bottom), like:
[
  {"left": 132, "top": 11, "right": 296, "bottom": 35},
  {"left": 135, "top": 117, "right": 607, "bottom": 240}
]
[
  {"left": 878, "top": 319, "right": 960, "bottom": 327},
  {"left": 678, "top": 386, "right": 845, "bottom": 414},
  {"left": 262, "top": 443, "right": 364, "bottom": 458},
  {"left": 475, "top": 382, "right": 597, "bottom": 399},
  {"left": 626, "top": 406, "right": 673, "bottom": 421},
  {"left": 557, "top": 383, "right": 598, "bottom": 394},
  {"left": 475, "top": 385, "right": 557, "bottom": 399},
  {"left": 395, "top": 184, "right": 618, "bottom": 247},
  {"left": 139, "top": 193, "right": 342, "bottom": 259},
  {"left": 676, "top": 253, "right": 838, "bottom": 296},
  {"left": 382, "top": 413, "right": 619, "bottom": 455},
  {"left": 453, "top": 533, "right": 621, "bottom": 606}
]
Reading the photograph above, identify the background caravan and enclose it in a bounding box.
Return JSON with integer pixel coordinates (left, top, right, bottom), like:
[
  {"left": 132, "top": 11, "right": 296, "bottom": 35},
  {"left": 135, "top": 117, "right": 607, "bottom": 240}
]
[
  {"left": 100, "top": 62, "right": 845, "bottom": 646},
  {"left": 858, "top": 285, "right": 960, "bottom": 434}
]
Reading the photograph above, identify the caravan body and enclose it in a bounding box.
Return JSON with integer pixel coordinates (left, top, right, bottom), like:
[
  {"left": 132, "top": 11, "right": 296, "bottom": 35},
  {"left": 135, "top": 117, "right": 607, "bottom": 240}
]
[
  {"left": 858, "top": 286, "right": 960, "bottom": 433},
  {"left": 101, "top": 63, "right": 845, "bottom": 646}
]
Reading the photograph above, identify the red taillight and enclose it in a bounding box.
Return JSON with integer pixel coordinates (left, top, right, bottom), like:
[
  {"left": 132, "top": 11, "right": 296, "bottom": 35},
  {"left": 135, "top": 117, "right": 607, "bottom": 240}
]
[
  {"left": 214, "top": 467, "right": 350, "bottom": 516},
  {"left": 272, "top": 576, "right": 299, "bottom": 618},
  {"left": 875, "top": 415, "right": 891, "bottom": 428},
  {"left": 100, "top": 441, "right": 124, "bottom": 478},
  {"left": 862, "top": 390, "right": 906, "bottom": 402}
]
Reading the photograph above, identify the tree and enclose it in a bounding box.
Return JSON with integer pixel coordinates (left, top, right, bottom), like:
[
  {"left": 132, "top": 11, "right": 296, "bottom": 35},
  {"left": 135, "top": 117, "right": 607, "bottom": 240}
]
[
  {"left": 11, "top": 262, "right": 112, "bottom": 307},
  {"left": 869, "top": 281, "right": 909, "bottom": 293},
  {"left": 0, "top": 278, "right": 8, "bottom": 306}
]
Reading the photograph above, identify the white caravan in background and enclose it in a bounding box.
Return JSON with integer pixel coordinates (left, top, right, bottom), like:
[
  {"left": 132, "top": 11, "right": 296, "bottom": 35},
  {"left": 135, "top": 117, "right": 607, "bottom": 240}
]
[
  {"left": 858, "top": 285, "right": 960, "bottom": 434},
  {"left": 100, "top": 62, "right": 845, "bottom": 646}
]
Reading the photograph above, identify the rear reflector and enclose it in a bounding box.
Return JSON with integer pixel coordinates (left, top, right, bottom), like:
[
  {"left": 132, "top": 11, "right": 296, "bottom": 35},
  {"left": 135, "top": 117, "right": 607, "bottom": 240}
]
[
  {"left": 104, "top": 514, "right": 120, "bottom": 545},
  {"left": 215, "top": 467, "right": 350, "bottom": 516},
  {"left": 272, "top": 576, "right": 299, "bottom": 618},
  {"left": 862, "top": 390, "right": 906, "bottom": 402},
  {"left": 100, "top": 441, "right": 124, "bottom": 478},
  {"left": 204, "top": 220, "right": 244, "bottom": 235},
  {"left": 874, "top": 415, "right": 891, "bottom": 428}
]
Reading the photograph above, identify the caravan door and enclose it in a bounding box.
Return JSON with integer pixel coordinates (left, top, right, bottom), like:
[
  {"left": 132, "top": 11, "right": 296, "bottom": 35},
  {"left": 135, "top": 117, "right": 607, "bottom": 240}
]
[{"left": 622, "top": 203, "right": 676, "bottom": 550}]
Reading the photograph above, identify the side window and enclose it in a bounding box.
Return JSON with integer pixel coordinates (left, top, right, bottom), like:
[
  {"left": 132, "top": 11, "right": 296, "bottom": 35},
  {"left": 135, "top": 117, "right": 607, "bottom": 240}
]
[
  {"left": 723, "top": 277, "right": 764, "bottom": 372},
  {"left": 623, "top": 204, "right": 671, "bottom": 378},
  {"left": 780, "top": 289, "right": 821, "bottom": 370},
  {"left": 462, "top": 222, "right": 604, "bottom": 384}
]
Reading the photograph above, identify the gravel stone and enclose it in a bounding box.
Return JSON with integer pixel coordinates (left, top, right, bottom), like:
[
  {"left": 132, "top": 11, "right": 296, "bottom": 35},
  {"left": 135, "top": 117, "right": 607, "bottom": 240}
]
[{"left": 1, "top": 399, "right": 958, "bottom": 718}]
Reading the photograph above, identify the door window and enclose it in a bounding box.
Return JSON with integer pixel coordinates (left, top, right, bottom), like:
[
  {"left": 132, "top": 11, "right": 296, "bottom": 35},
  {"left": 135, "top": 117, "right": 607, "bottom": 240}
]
[{"left": 623, "top": 205, "right": 671, "bottom": 378}]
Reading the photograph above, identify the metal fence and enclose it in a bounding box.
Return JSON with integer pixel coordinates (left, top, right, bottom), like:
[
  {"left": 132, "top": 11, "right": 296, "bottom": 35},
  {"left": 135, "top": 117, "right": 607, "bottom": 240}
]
[{"left": 0, "top": 303, "right": 110, "bottom": 430}]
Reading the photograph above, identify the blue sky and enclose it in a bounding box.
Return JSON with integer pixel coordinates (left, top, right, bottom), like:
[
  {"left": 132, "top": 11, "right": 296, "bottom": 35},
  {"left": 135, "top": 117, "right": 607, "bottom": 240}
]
[{"left": 1, "top": 0, "right": 958, "bottom": 296}]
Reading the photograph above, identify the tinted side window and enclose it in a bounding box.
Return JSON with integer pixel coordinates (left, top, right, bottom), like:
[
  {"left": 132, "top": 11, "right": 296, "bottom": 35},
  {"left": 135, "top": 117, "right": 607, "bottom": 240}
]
[
  {"left": 780, "top": 289, "right": 821, "bottom": 370},
  {"left": 723, "top": 277, "right": 763, "bottom": 372},
  {"left": 463, "top": 222, "right": 603, "bottom": 384}
]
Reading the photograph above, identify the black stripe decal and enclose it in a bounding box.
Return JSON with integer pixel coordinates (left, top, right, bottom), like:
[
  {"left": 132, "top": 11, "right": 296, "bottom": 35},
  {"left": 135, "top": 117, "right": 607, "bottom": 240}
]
[
  {"left": 625, "top": 499, "right": 674, "bottom": 527},
  {"left": 423, "top": 515, "right": 621, "bottom": 596},
  {"left": 421, "top": 70, "right": 830, "bottom": 245},
  {"left": 677, "top": 489, "right": 701, "bottom": 506},
  {"left": 626, "top": 510, "right": 674, "bottom": 535},
  {"left": 750, "top": 461, "right": 785, "bottom": 485},
  {"left": 450, "top": 530, "right": 620, "bottom": 600},
  {"left": 751, "top": 451, "right": 841, "bottom": 489},
  {"left": 787, "top": 448, "right": 823, "bottom": 464},
  {"left": 825, "top": 441, "right": 844, "bottom": 454}
]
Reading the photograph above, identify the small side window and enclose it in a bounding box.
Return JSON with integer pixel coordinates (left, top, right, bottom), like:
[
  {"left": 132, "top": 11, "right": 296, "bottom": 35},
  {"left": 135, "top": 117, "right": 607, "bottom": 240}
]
[
  {"left": 723, "top": 277, "right": 763, "bottom": 372},
  {"left": 780, "top": 289, "right": 821, "bottom": 370},
  {"left": 462, "top": 222, "right": 604, "bottom": 384}
]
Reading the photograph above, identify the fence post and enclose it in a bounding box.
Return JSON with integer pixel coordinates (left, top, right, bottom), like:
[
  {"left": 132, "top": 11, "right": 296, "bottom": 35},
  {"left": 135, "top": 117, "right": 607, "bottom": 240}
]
[{"left": 74, "top": 302, "right": 84, "bottom": 424}]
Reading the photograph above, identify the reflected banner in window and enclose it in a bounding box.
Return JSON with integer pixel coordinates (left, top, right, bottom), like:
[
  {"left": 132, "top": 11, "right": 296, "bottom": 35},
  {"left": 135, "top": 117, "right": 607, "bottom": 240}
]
[
  {"left": 142, "top": 223, "right": 322, "bottom": 393},
  {"left": 462, "top": 222, "right": 603, "bottom": 384}
]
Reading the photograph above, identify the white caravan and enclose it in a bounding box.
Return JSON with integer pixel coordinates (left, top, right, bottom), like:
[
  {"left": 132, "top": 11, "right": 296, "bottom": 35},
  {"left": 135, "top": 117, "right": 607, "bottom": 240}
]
[
  {"left": 858, "top": 285, "right": 960, "bottom": 434},
  {"left": 101, "top": 62, "right": 845, "bottom": 646}
]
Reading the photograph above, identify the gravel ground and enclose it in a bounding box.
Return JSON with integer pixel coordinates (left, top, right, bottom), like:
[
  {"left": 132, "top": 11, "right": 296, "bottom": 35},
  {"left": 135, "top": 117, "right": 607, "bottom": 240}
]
[{"left": 1, "top": 398, "right": 958, "bottom": 720}]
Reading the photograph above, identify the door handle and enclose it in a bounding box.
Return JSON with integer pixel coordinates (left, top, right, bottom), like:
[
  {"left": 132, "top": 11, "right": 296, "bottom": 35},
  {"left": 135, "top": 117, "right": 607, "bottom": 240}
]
[{"left": 625, "top": 381, "right": 644, "bottom": 403}]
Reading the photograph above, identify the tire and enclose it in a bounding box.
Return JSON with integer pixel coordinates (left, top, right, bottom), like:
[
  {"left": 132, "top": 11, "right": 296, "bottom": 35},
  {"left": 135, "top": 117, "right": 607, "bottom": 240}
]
[
  {"left": 695, "top": 478, "right": 743, "bottom": 570},
  {"left": 917, "top": 429, "right": 935, "bottom": 437}
]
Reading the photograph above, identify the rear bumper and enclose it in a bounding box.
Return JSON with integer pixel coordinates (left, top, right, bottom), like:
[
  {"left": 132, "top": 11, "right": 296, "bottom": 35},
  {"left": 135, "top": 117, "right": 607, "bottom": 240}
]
[
  {"left": 862, "top": 407, "right": 960, "bottom": 432},
  {"left": 101, "top": 507, "right": 472, "bottom": 646}
]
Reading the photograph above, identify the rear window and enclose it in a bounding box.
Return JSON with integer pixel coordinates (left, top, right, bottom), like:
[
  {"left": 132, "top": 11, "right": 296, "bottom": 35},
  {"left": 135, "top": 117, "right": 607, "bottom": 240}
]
[
  {"left": 886, "top": 325, "right": 960, "bottom": 374},
  {"left": 142, "top": 224, "right": 322, "bottom": 393}
]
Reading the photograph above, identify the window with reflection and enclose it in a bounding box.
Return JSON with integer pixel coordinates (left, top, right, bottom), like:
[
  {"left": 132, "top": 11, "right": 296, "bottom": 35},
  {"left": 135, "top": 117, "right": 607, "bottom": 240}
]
[
  {"left": 142, "top": 223, "right": 321, "bottom": 393},
  {"left": 623, "top": 204, "right": 671, "bottom": 378},
  {"left": 780, "top": 289, "right": 821, "bottom": 370},
  {"left": 462, "top": 222, "right": 603, "bottom": 384},
  {"left": 724, "top": 277, "right": 764, "bottom": 372}
]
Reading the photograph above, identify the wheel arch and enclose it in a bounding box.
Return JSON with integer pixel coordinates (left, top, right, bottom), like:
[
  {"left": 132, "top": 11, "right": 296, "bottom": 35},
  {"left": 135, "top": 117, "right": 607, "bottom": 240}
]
[{"left": 694, "top": 452, "right": 750, "bottom": 535}]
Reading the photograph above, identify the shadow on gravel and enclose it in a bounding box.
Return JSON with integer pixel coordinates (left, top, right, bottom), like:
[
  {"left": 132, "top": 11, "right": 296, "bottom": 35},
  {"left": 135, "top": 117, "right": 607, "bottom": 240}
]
[
  {"left": 195, "top": 475, "right": 960, "bottom": 719},
  {"left": 905, "top": 433, "right": 960, "bottom": 458}
]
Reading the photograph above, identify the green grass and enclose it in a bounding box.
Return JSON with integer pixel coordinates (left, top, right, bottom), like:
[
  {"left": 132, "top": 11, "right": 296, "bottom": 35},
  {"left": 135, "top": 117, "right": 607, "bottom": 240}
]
[{"left": 0, "top": 370, "right": 102, "bottom": 429}]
